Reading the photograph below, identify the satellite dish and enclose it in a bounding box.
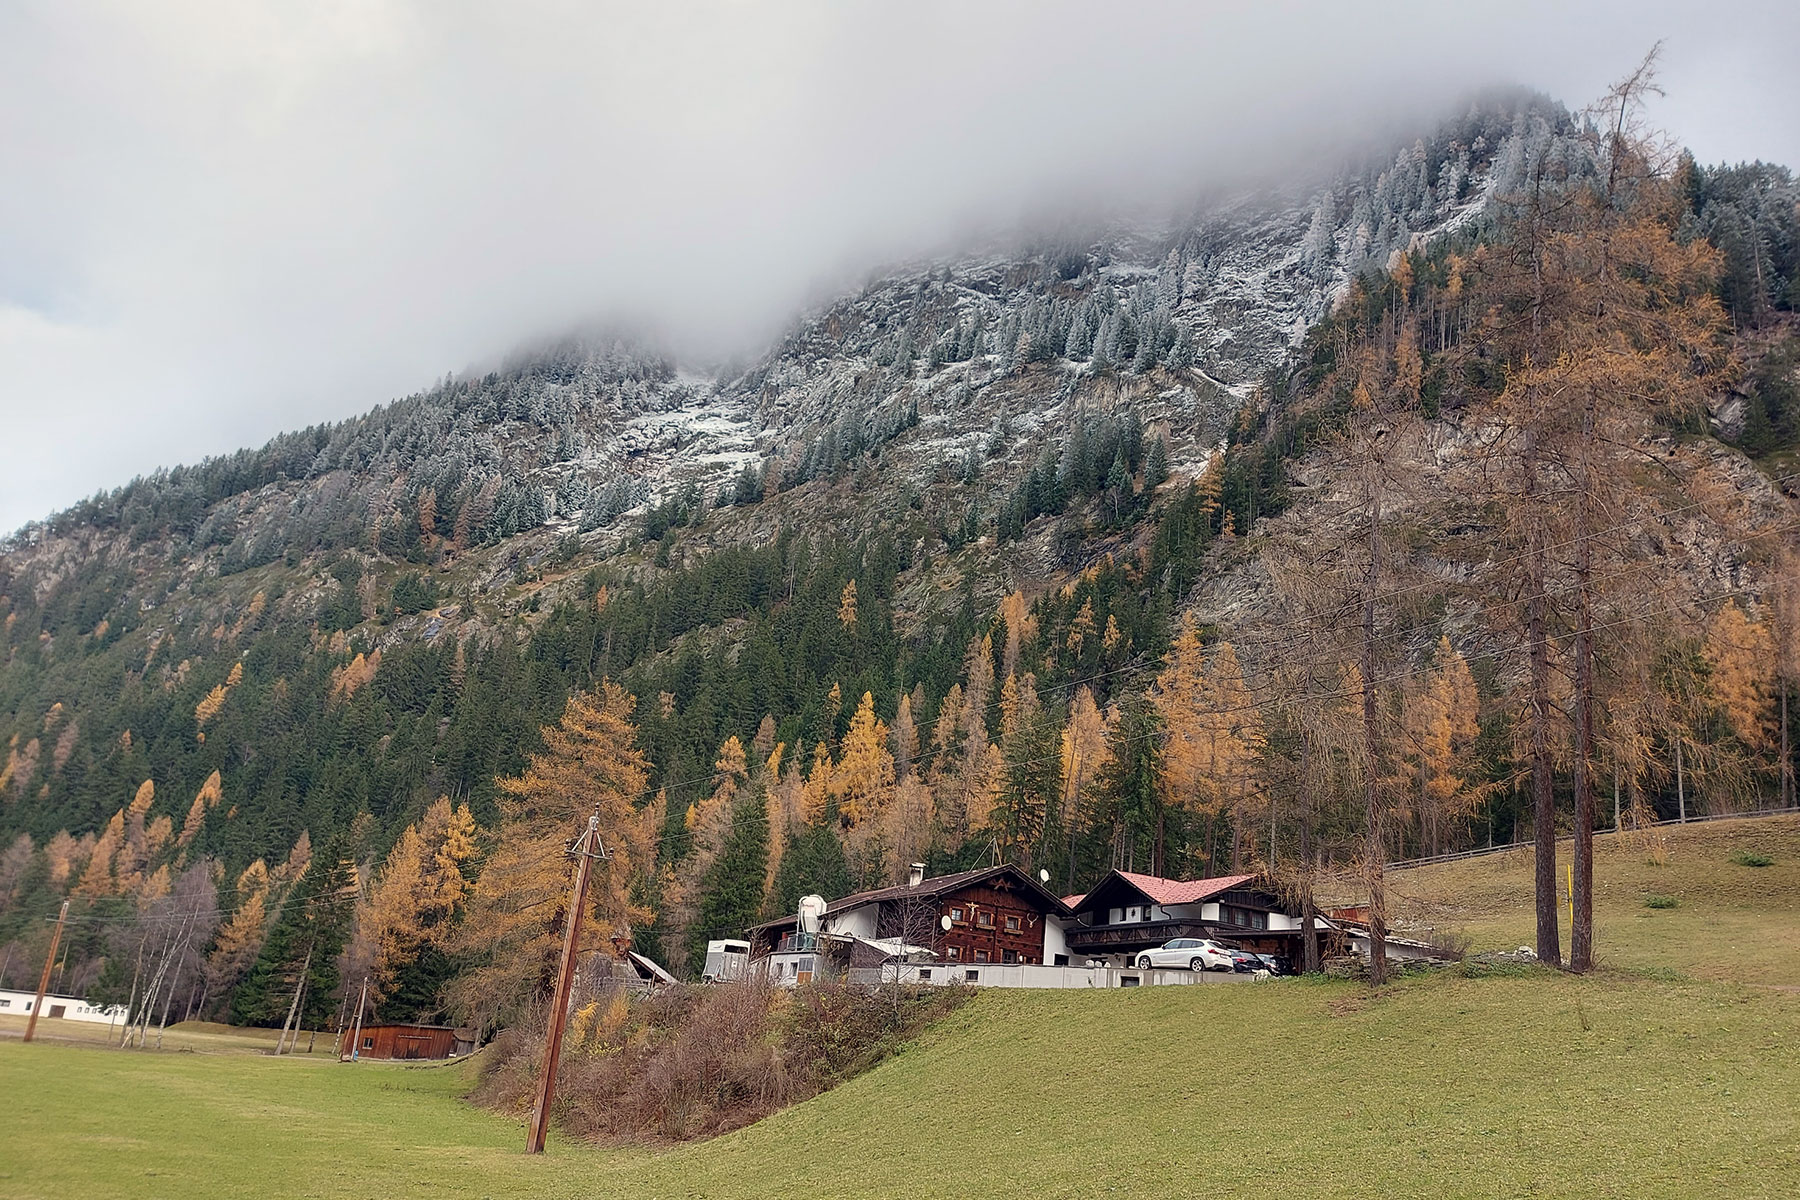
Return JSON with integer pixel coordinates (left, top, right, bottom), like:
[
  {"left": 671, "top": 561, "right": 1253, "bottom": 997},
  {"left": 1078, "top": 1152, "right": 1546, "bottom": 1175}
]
[
  {"left": 797, "top": 894, "right": 828, "bottom": 935},
  {"left": 1039, "top": 869, "right": 1051, "bottom": 884},
  {"left": 940, "top": 915, "right": 954, "bottom": 932}
]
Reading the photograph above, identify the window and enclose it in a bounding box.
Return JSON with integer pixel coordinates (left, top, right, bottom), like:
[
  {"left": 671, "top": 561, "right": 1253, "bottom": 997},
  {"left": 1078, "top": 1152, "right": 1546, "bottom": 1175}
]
[
  {"left": 918, "top": 968, "right": 932, "bottom": 981},
  {"left": 946, "top": 946, "right": 960, "bottom": 960},
  {"left": 976, "top": 911, "right": 994, "bottom": 929},
  {"left": 362, "top": 1037, "right": 374, "bottom": 1049},
  {"left": 949, "top": 906, "right": 964, "bottom": 923},
  {"left": 973, "top": 949, "right": 990, "bottom": 963},
  {"left": 1004, "top": 914, "right": 1021, "bottom": 932},
  {"left": 0, "top": 999, "right": 9, "bottom": 1008},
  {"left": 965, "top": 969, "right": 980, "bottom": 982},
  {"left": 1001, "top": 949, "right": 1018, "bottom": 963}
]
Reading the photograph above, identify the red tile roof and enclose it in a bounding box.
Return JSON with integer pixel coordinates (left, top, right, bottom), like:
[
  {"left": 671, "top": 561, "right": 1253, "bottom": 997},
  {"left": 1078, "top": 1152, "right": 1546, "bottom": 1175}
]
[{"left": 1113, "top": 870, "right": 1259, "bottom": 906}]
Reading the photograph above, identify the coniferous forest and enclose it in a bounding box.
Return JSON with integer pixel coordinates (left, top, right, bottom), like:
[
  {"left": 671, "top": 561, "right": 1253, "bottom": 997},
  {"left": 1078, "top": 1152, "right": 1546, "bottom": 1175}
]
[{"left": 2, "top": 84, "right": 1798, "bottom": 1029}]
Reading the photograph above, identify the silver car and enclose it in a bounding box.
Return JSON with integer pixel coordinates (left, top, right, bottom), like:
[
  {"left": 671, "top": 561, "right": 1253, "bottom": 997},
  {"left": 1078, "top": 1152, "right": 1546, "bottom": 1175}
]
[{"left": 1134, "top": 937, "right": 1235, "bottom": 971}]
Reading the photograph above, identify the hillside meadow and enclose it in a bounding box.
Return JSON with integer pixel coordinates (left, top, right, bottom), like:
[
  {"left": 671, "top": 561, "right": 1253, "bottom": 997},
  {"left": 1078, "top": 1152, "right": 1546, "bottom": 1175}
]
[{"left": 1, "top": 815, "right": 1797, "bottom": 1200}]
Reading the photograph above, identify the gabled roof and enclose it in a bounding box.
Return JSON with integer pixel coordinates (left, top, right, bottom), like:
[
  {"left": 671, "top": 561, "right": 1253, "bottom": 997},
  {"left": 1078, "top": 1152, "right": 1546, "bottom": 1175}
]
[
  {"left": 1119, "top": 870, "right": 1259, "bottom": 905},
  {"left": 1075, "top": 869, "right": 1261, "bottom": 909},
  {"left": 627, "top": 950, "right": 678, "bottom": 985},
  {"left": 747, "top": 863, "right": 1071, "bottom": 934}
]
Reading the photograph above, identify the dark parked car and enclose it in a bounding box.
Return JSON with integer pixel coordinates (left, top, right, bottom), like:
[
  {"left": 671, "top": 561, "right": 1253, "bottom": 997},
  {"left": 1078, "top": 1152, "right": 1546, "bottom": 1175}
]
[
  {"left": 1227, "top": 948, "right": 1261, "bottom": 972},
  {"left": 1253, "top": 953, "right": 1293, "bottom": 976}
]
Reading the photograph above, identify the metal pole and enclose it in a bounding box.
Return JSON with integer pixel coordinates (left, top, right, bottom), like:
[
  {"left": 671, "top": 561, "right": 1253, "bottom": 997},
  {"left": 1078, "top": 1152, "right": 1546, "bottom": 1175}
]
[
  {"left": 24, "top": 901, "right": 70, "bottom": 1043},
  {"left": 528, "top": 813, "right": 601, "bottom": 1154}
]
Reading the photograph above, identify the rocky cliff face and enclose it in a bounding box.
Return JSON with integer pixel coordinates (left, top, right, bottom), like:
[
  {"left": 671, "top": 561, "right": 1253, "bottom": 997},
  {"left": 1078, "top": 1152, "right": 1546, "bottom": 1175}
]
[{"left": 0, "top": 95, "right": 1606, "bottom": 656}]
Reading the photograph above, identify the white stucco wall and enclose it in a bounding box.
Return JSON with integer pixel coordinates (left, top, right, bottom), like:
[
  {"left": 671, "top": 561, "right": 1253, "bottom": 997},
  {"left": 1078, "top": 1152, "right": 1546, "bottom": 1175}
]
[
  {"left": 0, "top": 990, "right": 125, "bottom": 1024},
  {"left": 869, "top": 964, "right": 1247, "bottom": 989}
]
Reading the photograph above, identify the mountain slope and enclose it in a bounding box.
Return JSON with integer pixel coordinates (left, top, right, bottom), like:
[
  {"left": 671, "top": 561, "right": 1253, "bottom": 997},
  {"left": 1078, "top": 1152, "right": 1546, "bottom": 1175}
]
[{"left": 2, "top": 93, "right": 1798, "bottom": 1012}]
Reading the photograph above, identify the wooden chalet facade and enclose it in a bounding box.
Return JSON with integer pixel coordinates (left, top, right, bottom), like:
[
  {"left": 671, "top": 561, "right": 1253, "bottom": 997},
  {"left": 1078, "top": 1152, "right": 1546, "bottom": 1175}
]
[
  {"left": 746, "top": 864, "right": 1074, "bottom": 981},
  {"left": 1065, "top": 870, "right": 1305, "bottom": 960}
]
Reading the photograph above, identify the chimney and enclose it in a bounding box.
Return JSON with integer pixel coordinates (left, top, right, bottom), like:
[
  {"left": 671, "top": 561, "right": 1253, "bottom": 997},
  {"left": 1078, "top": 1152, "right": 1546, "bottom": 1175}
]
[{"left": 908, "top": 862, "right": 926, "bottom": 888}]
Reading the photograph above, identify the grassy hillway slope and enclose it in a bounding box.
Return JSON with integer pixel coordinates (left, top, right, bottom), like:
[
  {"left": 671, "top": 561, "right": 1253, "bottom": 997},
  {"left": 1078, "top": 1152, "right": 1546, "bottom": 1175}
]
[
  {"left": 1390, "top": 814, "right": 1800, "bottom": 986},
  {"left": 2, "top": 973, "right": 1795, "bottom": 1199},
  {"left": 2, "top": 816, "right": 1798, "bottom": 1200}
]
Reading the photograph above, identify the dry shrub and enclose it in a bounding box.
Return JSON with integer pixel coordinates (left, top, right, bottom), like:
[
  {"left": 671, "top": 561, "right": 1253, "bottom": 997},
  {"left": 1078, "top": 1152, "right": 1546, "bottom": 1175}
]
[
  {"left": 1425, "top": 928, "right": 1472, "bottom": 960},
  {"left": 474, "top": 979, "right": 968, "bottom": 1146}
]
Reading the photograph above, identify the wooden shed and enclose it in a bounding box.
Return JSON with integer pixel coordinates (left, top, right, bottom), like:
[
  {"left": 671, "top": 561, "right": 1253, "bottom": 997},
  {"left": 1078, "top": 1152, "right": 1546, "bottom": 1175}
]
[{"left": 339, "top": 1022, "right": 469, "bottom": 1061}]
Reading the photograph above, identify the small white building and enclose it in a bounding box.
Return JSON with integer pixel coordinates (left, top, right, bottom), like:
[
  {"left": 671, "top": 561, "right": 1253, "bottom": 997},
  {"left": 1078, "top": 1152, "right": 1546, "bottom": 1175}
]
[{"left": 0, "top": 990, "right": 126, "bottom": 1024}]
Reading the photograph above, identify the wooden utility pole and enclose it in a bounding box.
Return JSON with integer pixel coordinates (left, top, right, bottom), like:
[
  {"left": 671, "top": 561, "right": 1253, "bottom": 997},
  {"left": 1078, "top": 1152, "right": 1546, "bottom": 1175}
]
[
  {"left": 24, "top": 901, "right": 70, "bottom": 1043},
  {"left": 527, "top": 813, "right": 603, "bottom": 1154}
]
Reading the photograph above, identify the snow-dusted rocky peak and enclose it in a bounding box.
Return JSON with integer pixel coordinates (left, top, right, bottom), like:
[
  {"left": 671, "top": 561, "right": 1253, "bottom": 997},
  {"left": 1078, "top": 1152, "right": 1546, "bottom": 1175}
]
[
  {"left": 697, "top": 96, "right": 1575, "bottom": 478},
  {"left": 10, "top": 96, "right": 1586, "bottom": 569}
]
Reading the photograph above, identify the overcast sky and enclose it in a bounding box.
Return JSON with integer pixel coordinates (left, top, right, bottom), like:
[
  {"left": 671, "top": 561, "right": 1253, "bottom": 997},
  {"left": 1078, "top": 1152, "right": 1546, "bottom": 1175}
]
[{"left": 2, "top": 1, "right": 1797, "bottom": 533}]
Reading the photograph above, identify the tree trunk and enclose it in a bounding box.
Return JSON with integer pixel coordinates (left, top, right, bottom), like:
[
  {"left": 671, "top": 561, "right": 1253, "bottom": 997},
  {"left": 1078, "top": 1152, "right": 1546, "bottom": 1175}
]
[
  {"left": 134, "top": 922, "right": 181, "bottom": 1050},
  {"left": 1522, "top": 163, "right": 1560, "bottom": 968},
  {"left": 154, "top": 932, "right": 191, "bottom": 1051},
  {"left": 1362, "top": 478, "right": 1388, "bottom": 986},
  {"left": 1676, "top": 738, "right": 1686, "bottom": 822},
  {"left": 119, "top": 939, "right": 145, "bottom": 1048},
  {"left": 1528, "top": 508, "right": 1559, "bottom": 966},
  {"left": 1782, "top": 688, "right": 1793, "bottom": 809},
  {"left": 276, "top": 945, "right": 313, "bottom": 1056},
  {"left": 1570, "top": 401, "right": 1597, "bottom": 974},
  {"left": 1299, "top": 737, "right": 1320, "bottom": 974}
]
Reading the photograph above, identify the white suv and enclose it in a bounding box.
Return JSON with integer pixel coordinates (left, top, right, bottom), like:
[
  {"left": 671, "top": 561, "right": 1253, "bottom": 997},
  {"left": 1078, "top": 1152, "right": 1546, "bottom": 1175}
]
[{"left": 1135, "top": 938, "right": 1235, "bottom": 971}]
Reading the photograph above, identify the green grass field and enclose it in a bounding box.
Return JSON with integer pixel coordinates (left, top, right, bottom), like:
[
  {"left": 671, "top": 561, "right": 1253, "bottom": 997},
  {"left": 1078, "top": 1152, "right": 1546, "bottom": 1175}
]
[
  {"left": 0, "top": 1015, "right": 336, "bottom": 1055},
  {"left": 2, "top": 816, "right": 1797, "bottom": 1199},
  {"left": 1389, "top": 813, "right": 1800, "bottom": 986}
]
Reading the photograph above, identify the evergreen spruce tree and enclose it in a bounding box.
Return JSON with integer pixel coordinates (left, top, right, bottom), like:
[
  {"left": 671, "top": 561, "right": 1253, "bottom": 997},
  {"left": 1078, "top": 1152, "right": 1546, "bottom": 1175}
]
[
  {"left": 230, "top": 834, "right": 356, "bottom": 1027},
  {"left": 766, "top": 812, "right": 853, "bottom": 919},
  {"left": 1144, "top": 435, "right": 1170, "bottom": 491},
  {"left": 688, "top": 778, "right": 770, "bottom": 966},
  {"left": 1088, "top": 694, "right": 1164, "bottom": 877}
]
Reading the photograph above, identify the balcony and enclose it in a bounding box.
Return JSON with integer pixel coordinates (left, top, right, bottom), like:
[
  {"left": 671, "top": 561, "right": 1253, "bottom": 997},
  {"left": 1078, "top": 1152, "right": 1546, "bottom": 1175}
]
[{"left": 1065, "top": 918, "right": 1210, "bottom": 951}]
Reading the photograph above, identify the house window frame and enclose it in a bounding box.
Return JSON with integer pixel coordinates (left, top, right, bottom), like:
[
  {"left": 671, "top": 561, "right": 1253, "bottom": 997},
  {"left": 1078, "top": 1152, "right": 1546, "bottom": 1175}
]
[
  {"left": 976, "top": 910, "right": 994, "bottom": 929},
  {"left": 973, "top": 948, "right": 990, "bottom": 963},
  {"left": 1004, "top": 914, "right": 1021, "bottom": 932}
]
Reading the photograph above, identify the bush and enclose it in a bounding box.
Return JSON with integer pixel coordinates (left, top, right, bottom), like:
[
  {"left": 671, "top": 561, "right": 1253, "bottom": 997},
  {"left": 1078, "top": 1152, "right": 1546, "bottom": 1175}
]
[
  {"left": 473, "top": 978, "right": 970, "bottom": 1147},
  {"left": 1644, "top": 894, "right": 1680, "bottom": 910},
  {"left": 1729, "top": 850, "right": 1774, "bottom": 868}
]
